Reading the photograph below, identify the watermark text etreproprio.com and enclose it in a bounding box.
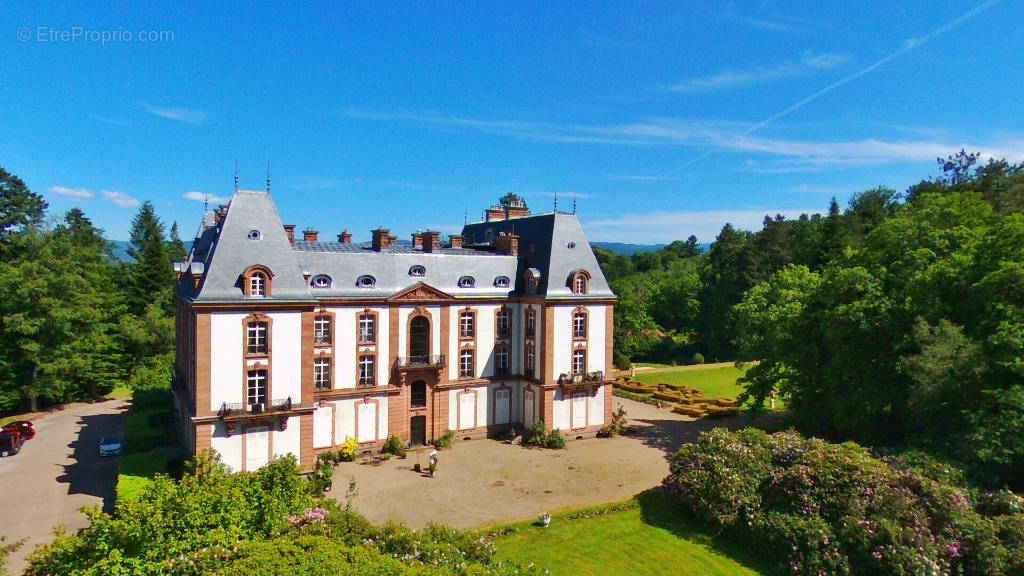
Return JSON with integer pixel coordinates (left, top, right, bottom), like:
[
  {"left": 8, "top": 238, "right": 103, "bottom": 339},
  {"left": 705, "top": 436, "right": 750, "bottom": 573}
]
[{"left": 16, "top": 26, "right": 174, "bottom": 45}]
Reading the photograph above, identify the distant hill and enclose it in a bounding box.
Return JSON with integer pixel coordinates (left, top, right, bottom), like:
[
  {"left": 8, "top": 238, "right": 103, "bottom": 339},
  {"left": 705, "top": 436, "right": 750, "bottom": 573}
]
[
  {"left": 109, "top": 239, "right": 194, "bottom": 262},
  {"left": 592, "top": 241, "right": 710, "bottom": 255}
]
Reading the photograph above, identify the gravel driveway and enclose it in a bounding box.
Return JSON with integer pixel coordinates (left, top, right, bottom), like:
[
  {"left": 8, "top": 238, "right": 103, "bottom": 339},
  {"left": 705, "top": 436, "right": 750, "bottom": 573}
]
[
  {"left": 0, "top": 398, "right": 128, "bottom": 575},
  {"left": 335, "top": 397, "right": 778, "bottom": 529}
]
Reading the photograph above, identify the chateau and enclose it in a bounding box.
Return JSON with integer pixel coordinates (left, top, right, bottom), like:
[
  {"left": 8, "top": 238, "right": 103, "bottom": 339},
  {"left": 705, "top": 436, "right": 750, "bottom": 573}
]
[{"left": 174, "top": 190, "right": 615, "bottom": 471}]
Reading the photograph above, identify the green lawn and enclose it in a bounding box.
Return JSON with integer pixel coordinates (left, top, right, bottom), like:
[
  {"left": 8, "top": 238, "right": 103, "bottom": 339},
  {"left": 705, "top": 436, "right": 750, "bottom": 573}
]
[
  {"left": 493, "top": 491, "right": 770, "bottom": 576},
  {"left": 633, "top": 364, "right": 748, "bottom": 399}
]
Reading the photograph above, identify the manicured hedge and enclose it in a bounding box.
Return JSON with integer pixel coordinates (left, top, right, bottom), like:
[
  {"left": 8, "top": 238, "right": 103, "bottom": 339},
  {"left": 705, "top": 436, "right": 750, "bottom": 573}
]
[
  {"left": 664, "top": 428, "right": 1024, "bottom": 576},
  {"left": 671, "top": 404, "right": 706, "bottom": 418}
]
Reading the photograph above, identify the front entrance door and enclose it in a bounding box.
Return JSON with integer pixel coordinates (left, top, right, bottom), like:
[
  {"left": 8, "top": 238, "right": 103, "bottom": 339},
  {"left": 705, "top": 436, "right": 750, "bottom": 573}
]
[
  {"left": 245, "top": 426, "right": 269, "bottom": 471},
  {"left": 410, "top": 415, "right": 426, "bottom": 446}
]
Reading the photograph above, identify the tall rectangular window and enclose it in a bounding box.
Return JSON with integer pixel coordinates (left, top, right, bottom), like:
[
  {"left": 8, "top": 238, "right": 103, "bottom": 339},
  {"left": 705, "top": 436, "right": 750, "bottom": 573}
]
[
  {"left": 249, "top": 272, "right": 266, "bottom": 297},
  {"left": 459, "top": 311, "right": 475, "bottom": 339},
  {"left": 573, "top": 312, "right": 587, "bottom": 340},
  {"left": 247, "top": 322, "right": 268, "bottom": 355},
  {"left": 572, "top": 349, "right": 586, "bottom": 375},
  {"left": 358, "top": 355, "right": 375, "bottom": 386},
  {"left": 314, "top": 315, "right": 331, "bottom": 345},
  {"left": 526, "top": 309, "right": 536, "bottom": 339},
  {"left": 459, "top": 349, "right": 475, "bottom": 378},
  {"left": 495, "top": 346, "right": 509, "bottom": 375},
  {"left": 496, "top": 309, "right": 510, "bottom": 339},
  {"left": 314, "top": 357, "right": 331, "bottom": 389},
  {"left": 358, "top": 314, "right": 375, "bottom": 344},
  {"left": 247, "top": 369, "right": 268, "bottom": 407},
  {"left": 526, "top": 345, "right": 535, "bottom": 374}
]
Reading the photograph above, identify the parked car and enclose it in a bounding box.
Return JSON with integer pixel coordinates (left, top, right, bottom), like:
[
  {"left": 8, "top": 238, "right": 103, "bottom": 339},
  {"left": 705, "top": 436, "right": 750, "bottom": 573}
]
[
  {"left": 2, "top": 420, "right": 35, "bottom": 440},
  {"left": 0, "top": 431, "right": 24, "bottom": 457},
  {"left": 99, "top": 436, "right": 123, "bottom": 457}
]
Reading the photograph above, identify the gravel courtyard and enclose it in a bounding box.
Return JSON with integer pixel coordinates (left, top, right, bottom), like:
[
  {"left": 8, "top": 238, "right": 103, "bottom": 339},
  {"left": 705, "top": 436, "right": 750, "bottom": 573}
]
[{"left": 334, "top": 397, "right": 773, "bottom": 529}]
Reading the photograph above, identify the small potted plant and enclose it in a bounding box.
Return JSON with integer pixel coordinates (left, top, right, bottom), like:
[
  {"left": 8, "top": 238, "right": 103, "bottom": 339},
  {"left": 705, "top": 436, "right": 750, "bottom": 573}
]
[{"left": 539, "top": 512, "right": 551, "bottom": 527}]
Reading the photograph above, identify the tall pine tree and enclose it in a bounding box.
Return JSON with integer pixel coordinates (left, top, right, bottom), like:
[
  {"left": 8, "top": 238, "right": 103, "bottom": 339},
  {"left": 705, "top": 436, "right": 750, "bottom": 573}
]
[{"left": 126, "top": 201, "right": 175, "bottom": 315}]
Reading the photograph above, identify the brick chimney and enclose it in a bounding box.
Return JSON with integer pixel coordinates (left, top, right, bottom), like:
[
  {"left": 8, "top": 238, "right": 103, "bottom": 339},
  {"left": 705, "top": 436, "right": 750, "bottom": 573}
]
[
  {"left": 495, "top": 232, "right": 519, "bottom": 255},
  {"left": 486, "top": 207, "right": 506, "bottom": 222},
  {"left": 283, "top": 224, "right": 296, "bottom": 245},
  {"left": 303, "top": 229, "right": 319, "bottom": 242},
  {"left": 411, "top": 232, "right": 424, "bottom": 248},
  {"left": 506, "top": 204, "right": 529, "bottom": 218},
  {"left": 337, "top": 230, "right": 352, "bottom": 243},
  {"left": 422, "top": 230, "right": 442, "bottom": 252},
  {"left": 371, "top": 228, "right": 391, "bottom": 251},
  {"left": 449, "top": 234, "right": 464, "bottom": 249}
]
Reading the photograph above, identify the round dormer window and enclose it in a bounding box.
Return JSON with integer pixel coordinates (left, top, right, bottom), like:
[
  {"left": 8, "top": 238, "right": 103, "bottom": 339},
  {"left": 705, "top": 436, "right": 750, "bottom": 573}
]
[
  {"left": 567, "top": 241, "right": 576, "bottom": 250},
  {"left": 311, "top": 274, "right": 332, "bottom": 288},
  {"left": 247, "top": 229, "right": 262, "bottom": 240},
  {"left": 458, "top": 276, "right": 475, "bottom": 288},
  {"left": 409, "top": 265, "right": 426, "bottom": 277},
  {"left": 356, "top": 275, "right": 376, "bottom": 288},
  {"left": 494, "top": 276, "right": 511, "bottom": 288}
]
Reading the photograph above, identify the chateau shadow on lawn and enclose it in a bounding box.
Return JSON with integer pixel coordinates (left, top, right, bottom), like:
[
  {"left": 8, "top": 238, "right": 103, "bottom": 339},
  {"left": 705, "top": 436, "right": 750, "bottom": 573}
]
[{"left": 493, "top": 490, "right": 770, "bottom": 576}]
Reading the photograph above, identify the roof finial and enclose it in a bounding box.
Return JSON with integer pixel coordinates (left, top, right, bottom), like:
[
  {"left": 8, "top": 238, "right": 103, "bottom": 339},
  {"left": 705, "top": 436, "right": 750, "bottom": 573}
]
[
  {"left": 234, "top": 158, "right": 239, "bottom": 193},
  {"left": 554, "top": 187, "right": 558, "bottom": 212},
  {"left": 266, "top": 162, "right": 271, "bottom": 194},
  {"left": 572, "top": 190, "right": 577, "bottom": 214},
  {"left": 464, "top": 206, "right": 468, "bottom": 226},
  {"left": 203, "top": 193, "right": 209, "bottom": 212}
]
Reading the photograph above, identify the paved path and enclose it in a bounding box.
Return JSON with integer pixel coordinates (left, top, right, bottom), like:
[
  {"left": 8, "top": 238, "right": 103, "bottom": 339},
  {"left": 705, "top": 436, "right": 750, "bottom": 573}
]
[
  {"left": 336, "top": 398, "right": 777, "bottom": 530},
  {"left": 0, "top": 399, "right": 128, "bottom": 575}
]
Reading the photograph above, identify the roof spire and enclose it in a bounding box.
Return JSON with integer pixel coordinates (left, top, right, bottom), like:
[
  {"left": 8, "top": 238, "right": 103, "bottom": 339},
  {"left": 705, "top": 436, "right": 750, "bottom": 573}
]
[
  {"left": 572, "top": 190, "right": 577, "bottom": 214},
  {"left": 234, "top": 158, "right": 239, "bottom": 193},
  {"left": 266, "top": 162, "right": 271, "bottom": 194},
  {"left": 553, "top": 187, "right": 558, "bottom": 212},
  {"left": 464, "top": 206, "right": 468, "bottom": 226}
]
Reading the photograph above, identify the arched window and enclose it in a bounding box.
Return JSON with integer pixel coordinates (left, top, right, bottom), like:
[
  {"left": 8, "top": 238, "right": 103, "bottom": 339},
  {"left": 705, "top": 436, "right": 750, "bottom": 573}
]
[
  {"left": 311, "top": 274, "right": 332, "bottom": 288},
  {"left": 458, "top": 276, "right": 475, "bottom": 288},
  {"left": 356, "top": 275, "right": 376, "bottom": 288},
  {"left": 409, "top": 265, "right": 426, "bottom": 277},
  {"left": 250, "top": 272, "right": 267, "bottom": 296},
  {"left": 569, "top": 269, "right": 591, "bottom": 295},
  {"left": 494, "top": 275, "right": 511, "bottom": 288},
  {"left": 243, "top": 265, "right": 274, "bottom": 297},
  {"left": 409, "top": 316, "right": 430, "bottom": 360}
]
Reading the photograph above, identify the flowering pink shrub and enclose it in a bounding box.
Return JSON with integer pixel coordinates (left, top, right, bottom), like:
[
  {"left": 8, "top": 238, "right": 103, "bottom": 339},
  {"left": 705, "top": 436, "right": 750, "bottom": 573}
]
[{"left": 664, "top": 428, "right": 1024, "bottom": 575}]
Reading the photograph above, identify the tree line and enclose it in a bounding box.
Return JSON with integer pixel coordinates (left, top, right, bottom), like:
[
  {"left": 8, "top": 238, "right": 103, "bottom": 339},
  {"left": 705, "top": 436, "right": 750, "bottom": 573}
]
[
  {"left": 598, "top": 152, "right": 1024, "bottom": 489},
  {"left": 0, "top": 165, "right": 183, "bottom": 414}
]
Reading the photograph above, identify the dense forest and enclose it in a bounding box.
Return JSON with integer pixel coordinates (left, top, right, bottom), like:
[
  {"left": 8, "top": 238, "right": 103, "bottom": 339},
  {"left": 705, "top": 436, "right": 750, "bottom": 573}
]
[
  {"left": 0, "top": 165, "right": 183, "bottom": 415},
  {"left": 598, "top": 151, "right": 1024, "bottom": 489}
]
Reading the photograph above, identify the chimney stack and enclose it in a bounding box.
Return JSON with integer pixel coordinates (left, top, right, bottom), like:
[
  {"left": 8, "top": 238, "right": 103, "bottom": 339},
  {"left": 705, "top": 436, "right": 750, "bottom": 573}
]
[
  {"left": 283, "top": 224, "right": 296, "bottom": 245},
  {"left": 371, "top": 228, "right": 391, "bottom": 251},
  {"left": 485, "top": 206, "right": 506, "bottom": 222},
  {"left": 449, "top": 234, "right": 464, "bottom": 249},
  {"left": 411, "top": 232, "right": 424, "bottom": 248},
  {"left": 422, "top": 230, "right": 442, "bottom": 252},
  {"left": 303, "top": 229, "right": 319, "bottom": 242},
  {"left": 337, "top": 230, "right": 352, "bottom": 243},
  {"left": 495, "top": 232, "right": 519, "bottom": 255}
]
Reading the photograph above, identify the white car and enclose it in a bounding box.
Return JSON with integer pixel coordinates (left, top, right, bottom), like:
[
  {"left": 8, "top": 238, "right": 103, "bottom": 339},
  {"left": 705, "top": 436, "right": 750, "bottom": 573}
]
[{"left": 99, "top": 436, "right": 123, "bottom": 456}]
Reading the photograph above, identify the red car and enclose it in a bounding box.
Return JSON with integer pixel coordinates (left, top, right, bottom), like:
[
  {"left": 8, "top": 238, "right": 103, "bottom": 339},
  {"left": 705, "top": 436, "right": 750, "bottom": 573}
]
[{"left": 1, "top": 420, "right": 35, "bottom": 440}]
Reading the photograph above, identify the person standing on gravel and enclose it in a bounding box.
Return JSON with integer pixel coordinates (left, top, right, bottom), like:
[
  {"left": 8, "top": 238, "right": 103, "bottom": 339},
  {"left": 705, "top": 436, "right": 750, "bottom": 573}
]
[{"left": 428, "top": 448, "right": 438, "bottom": 478}]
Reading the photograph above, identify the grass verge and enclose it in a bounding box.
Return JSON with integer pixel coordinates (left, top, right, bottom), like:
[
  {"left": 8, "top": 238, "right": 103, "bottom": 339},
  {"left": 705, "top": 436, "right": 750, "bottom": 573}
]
[
  {"left": 116, "top": 386, "right": 175, "bottom": 502},
  {"left": 491, "top": 491, "right": 770, "bottom": 576}
]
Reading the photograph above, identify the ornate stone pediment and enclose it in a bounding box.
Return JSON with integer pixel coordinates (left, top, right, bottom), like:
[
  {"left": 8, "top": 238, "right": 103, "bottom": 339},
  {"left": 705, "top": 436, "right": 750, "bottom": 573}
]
[{"left": 387, "top": 282, "right": 453, "bottom": 303}]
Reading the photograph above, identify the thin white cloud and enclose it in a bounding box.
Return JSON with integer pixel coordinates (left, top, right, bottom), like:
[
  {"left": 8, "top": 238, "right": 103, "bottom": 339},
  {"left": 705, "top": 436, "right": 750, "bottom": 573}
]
[
  {"left": 48, "top": 185, "right": 94, "bottom": 199},
  {"left": 144, "top": 104, "right": 208, "bottom": 125},
  {"left": 668, "top": 51, "right": 849, "bottom": 92},
  {"left": 101, "top": 190, "right": 141, "bottom": 209},
  {"left": 608, "top": 174, "right": 686, "bottom": 182},
  {"left": 183, "top": 190, "right": 230, "bottom": 204},
  {"left": 584, "top": 208, "right": 821, "bottom": 244}
]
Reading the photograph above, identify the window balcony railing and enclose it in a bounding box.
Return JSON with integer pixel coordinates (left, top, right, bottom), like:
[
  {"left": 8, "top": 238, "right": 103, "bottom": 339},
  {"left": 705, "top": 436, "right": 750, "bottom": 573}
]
[
  {"left": 557, "top": 371, "right": 605, "bottom": 385},
  {"left": 396, "top": 355, "right": 446, "bottom": 369},
  {"left": 217, "top": 396, "right": 293, "bottom": 419}
]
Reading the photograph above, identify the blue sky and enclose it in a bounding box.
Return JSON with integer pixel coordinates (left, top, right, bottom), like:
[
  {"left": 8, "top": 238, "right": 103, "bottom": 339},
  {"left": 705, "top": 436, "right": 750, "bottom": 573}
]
[{"left": 2, "top": 1, "right": 1021, "bottom": 244}]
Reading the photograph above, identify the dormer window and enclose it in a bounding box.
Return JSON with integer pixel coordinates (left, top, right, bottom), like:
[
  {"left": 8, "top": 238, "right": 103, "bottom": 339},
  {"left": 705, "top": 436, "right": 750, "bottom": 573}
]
[
  {"left": 247, "top": 229, "right": 262, "bottom": 240},
  {"left": 356, "top": 275, "right": 376, "bottom": 288},
  {"left": 409, "top": 265, "right": 426, "bottom": 277},
  {"left": 525, "top": 268, "right": 541, "bottom": 295},
  {"left": 570, "top": 269, "right": 591, "bottom": 295},
  {"left": 311, "top": 274, "right": 332, "bottom": 288},
  {"left": 243, "top": 265, "right": 273, "bottom": 297},
  {"left": 458, "top": 276, "right": 475, "bottom": 288},
  {"left": 494, "top": 275, "right": 511, "bottom": 288}
]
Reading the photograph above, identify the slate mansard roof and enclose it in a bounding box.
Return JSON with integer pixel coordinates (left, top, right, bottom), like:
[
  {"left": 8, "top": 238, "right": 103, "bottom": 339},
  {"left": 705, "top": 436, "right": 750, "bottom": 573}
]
[{"left": 179, "top": 190, "right": 614, "bottom": 303}]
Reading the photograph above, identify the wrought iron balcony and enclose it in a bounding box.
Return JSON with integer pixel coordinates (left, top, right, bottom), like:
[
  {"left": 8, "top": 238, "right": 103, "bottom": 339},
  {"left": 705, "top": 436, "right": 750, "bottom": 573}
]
[
  {"left": 396, "top": 355, "right": 446, "bottom": 369},
  {"left": 557, "top": 371, "right": 605, "bottom": 385},
  {"left": 217, "top": 396, "right": 293, "bottom": 419}
]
